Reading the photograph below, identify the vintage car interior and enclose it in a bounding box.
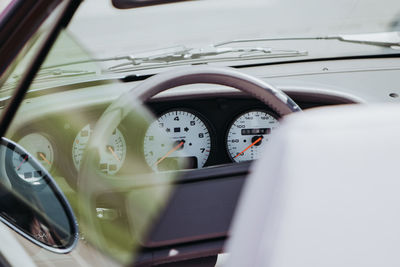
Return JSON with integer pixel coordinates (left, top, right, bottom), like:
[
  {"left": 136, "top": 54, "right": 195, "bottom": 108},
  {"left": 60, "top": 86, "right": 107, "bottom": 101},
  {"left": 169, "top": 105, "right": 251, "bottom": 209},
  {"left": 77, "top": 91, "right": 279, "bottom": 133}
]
[
  {"left": 1, "top": 0, "right": 400, "bottom": 266},
  {"left": 6, "top": 55, "right": 400, "bottom": 266}
]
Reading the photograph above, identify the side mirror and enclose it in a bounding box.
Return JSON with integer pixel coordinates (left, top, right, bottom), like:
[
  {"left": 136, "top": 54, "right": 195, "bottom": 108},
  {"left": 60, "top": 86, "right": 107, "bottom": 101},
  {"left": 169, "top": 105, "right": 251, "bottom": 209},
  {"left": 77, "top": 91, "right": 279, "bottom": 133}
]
[{"left": 0, "top": 138, "right": 78, "bottom": 253}]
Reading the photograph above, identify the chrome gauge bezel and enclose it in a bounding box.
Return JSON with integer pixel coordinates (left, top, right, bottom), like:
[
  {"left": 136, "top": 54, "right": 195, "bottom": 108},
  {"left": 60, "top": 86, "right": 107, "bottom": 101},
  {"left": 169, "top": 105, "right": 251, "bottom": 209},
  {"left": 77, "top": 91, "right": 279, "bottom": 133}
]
[
  {"left": 72, "top": 123, "right": 127, "bottom": 175},
  {"left": 225, "top": 109, "right": 280, "bottom": 163},
  {"left": 5, "top": 140, "right": 48, "bottom": 187},
  {"left": 143, "top": 108, "right": 213, "bottom": 171},
  {"left": 16, "top": 132, "right": 56, "bottom": 173}
]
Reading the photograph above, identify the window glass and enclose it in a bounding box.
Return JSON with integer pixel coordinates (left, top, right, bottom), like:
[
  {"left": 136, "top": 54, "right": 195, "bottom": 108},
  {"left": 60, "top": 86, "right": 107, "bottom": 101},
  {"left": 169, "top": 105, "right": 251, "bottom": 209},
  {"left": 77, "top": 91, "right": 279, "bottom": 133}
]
[{"left": 5, "top": 6, "right": 177, "bottom": 266}]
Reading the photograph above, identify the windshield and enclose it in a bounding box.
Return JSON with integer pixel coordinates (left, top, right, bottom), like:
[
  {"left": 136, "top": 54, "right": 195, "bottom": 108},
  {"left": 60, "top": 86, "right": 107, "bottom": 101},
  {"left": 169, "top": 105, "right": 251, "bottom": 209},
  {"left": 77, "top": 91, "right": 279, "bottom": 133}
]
[
  {"left": 67, "top": 0, "right": 400, "bottom": 63},
  {"left": 11, "top": 0, "right": 393, "bottom": 84},
  {"left": 2, "top": 0, "right": 396, "bottom": 93}
]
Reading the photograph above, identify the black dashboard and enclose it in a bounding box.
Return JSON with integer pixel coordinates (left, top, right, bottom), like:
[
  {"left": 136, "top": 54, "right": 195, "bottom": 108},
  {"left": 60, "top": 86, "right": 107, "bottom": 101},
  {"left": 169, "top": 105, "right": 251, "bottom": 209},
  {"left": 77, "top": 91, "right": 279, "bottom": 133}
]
[{"left": 146, "top": 95, "right": 339, "bottom": 167}]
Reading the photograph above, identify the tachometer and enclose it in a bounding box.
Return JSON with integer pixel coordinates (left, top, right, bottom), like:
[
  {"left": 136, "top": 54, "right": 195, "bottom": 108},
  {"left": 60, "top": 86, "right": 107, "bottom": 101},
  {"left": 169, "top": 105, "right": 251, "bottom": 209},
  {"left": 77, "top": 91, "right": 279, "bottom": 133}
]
[
  {"left": 226, "top": 110, "right": 279, "bottom": 162},
  {"left": 144, "top": 110, "right": 211, "bottom": 171},
  {"left": 72, "top": 124, "right": 126, "bottom": 175}
]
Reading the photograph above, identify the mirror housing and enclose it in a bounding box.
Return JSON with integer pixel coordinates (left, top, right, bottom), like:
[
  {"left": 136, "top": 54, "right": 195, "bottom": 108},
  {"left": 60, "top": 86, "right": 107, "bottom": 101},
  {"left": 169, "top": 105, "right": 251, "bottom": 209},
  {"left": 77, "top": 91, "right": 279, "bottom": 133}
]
[
  {"left": 112, "top": 0, "right": 192, "bottom": 9},
  {"left": 0, "top": 138, "right": 78, "bottom": 253}
]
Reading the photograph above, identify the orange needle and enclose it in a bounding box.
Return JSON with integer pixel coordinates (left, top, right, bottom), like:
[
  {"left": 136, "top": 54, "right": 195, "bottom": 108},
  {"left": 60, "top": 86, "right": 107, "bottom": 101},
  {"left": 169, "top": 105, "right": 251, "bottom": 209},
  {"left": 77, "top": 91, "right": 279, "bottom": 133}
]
[
  {"left": 16, "top": 154, "right": 28, "bottom": 170},
  {"left": 234, "top": 137, "right": 263, "bottom": 159},
  {"left": 39, "top": 153, "right": 52, "bottom": 165},
  {"left": 154, "top": 141, "right": 184, "bottom": 166},
  {"left": 107, "top": 146, "right": 120, "bottom": 162}
]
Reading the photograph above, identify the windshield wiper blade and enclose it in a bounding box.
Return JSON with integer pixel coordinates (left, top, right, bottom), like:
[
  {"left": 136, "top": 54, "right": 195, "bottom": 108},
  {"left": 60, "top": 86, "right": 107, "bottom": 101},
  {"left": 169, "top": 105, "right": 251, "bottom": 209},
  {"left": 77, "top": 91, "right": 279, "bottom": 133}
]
[
  {"left": 41, "top": 32, "right": 399, "bottom": 73},
  {"left": 108, "top": 45, "right": 307, "bottom": 70},
  {"left": 127, "top": 46, "right": 273, "bottom": 64},
  {"left": 215, "top": 31, "right": 400, "bottom": 49},
  {"left": 106, "top": 32, "right": 400, "bottom": 71},
  {"left": 40, "top": 44, "right": 307, "bottom": 72}
]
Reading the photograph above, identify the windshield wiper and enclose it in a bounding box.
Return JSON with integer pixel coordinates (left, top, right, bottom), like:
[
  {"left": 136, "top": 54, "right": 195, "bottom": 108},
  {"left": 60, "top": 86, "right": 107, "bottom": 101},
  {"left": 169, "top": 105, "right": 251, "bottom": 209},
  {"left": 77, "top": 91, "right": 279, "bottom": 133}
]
[
  {"left": 119, "top": 46, "right": 272, "bottom": 64},
  {"left": 107, "top": 45, "right": 307, "bottom": 71},
  {"left": 41, "top": 45, "right": 307, "bottom": 72},
  {"left": 215, "top": 31, "right": 400, "bottom": 49},
  {"left": 108, "top": 32, "right": 400, "bottom": 71},
  {"left": 41, "top": 31, "right": 399, "bottom": 73}
]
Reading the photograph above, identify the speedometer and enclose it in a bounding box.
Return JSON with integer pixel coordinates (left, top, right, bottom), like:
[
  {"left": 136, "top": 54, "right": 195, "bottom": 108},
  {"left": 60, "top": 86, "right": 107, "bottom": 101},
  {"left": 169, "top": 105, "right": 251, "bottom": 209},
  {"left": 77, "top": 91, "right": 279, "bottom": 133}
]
[
  {"left": 226, "top": 110, "right": 279, "bottom": 162},
  {"left": 144, "top": 109, "right": 211, "bottom": 171}
]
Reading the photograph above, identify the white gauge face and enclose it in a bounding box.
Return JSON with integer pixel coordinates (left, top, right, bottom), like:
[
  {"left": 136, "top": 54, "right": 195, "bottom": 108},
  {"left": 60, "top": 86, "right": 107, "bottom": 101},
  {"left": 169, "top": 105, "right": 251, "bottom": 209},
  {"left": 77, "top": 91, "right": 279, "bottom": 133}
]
[
  {"left": 144, "top": 110, "right": 211, "bottom": 171},
  {"left": 18, "top": 133, "right": 54, "bottom": 172},
  {"left": 72, "top": 124, "right": 126, "bottom": 175},
  {"left": 227, "top": 110, "right": 279, "bottom": 162},
  {"left": 11, "top": 151, "right": 44, "bottom": 184}
]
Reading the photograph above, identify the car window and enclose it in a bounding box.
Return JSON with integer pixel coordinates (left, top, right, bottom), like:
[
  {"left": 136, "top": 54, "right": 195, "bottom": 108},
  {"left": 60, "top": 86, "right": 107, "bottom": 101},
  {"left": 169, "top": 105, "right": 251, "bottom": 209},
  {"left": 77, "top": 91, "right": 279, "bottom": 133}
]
[
  {"left": 69, "top": 0, "right": 400, "bottom": 65},
  {"left": 0, "top": 1, "right": 174, "bottom": 265},
  {"left": 0, "top": 1, "right": 66, "bottom": 107},
  {"left": 4, "top": 25, "right": 179, "bottom": 266},
  {"left": 0, "top": 138, "right": 77, "bottom": 252}
]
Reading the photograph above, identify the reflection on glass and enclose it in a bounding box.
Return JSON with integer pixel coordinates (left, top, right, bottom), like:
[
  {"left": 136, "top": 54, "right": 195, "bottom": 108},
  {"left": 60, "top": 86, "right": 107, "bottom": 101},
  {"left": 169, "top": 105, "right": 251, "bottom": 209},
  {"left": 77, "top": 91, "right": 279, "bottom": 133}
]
[
  {"left": 5, "top": 29, "right": 180, "bottom": 264},
  {"left": 0, "top": 138, "right": 76, "bottom": 250}
]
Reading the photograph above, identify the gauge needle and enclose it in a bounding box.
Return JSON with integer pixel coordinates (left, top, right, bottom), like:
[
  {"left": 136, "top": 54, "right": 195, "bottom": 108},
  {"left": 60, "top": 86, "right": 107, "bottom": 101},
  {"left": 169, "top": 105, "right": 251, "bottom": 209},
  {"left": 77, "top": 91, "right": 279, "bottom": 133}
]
[
  {"left": 107, "top": 146, "right": 120, "bottom": 162},
  {"left": 16, "top": 155, "right": 28, "bottom": 170},
  {"left": 234, "top": 137, "right": 263, "bottom": 159},
  {"left": 154, "top": 141, "right": 185, "bottom": 167},
  {"left": 38, "top": 153, "right": 52, "bottom": 165}
]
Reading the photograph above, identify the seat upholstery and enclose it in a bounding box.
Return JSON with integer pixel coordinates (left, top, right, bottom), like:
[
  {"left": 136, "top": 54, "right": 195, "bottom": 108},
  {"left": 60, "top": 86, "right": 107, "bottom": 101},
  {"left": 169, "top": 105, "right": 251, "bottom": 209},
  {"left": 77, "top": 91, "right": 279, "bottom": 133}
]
[{"left": 226, "top": 104, "right": 400, "bottom": 267}]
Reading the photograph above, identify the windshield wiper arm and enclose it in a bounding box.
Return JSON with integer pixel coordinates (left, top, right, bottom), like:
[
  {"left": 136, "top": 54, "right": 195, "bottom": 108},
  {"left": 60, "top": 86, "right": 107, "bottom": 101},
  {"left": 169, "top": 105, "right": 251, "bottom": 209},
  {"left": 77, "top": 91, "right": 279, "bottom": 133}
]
[
  {"left": 215, "top": 31, "right": 400, "bottom": 49},
  {"left": 328, "top": 32, "right": 400, "bottom": 48}
]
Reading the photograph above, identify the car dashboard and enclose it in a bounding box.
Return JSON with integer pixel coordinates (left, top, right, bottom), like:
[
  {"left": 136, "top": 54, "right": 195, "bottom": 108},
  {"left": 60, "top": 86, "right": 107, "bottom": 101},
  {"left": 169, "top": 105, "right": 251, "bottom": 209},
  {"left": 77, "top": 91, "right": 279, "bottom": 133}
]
[
  {"left": 7, "top": 88, "right": 353, "bottom": 186},
  {"left": 9, "top": 56, "right": 400, "bottom": 183},
  {"left": 4, "top": 56, "right": 400, "bottom": 265}
]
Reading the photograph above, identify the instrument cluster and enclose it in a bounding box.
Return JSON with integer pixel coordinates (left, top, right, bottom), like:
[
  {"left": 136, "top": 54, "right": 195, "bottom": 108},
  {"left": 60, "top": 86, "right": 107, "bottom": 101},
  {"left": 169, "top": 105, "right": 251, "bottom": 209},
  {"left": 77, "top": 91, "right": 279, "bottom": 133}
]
[
  {"left": 142, "top": 108, "right": 279, "bottom": 171},
  {"left": 11, "top": 97, "right": 286, "bottom": 183}
]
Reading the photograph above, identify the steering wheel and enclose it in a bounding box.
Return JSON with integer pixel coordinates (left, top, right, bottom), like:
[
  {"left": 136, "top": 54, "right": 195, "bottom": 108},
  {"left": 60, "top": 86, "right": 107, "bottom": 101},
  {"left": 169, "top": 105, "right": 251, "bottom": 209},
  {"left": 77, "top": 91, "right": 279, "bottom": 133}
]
[
  {"left": 76, "top": 66, "right": 301, "bottom": 262},
  {"left": 89, "top": 66, "right": 301, "bottom": 152}
]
